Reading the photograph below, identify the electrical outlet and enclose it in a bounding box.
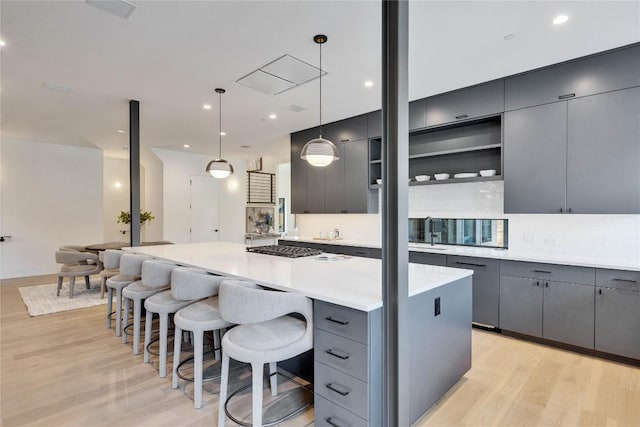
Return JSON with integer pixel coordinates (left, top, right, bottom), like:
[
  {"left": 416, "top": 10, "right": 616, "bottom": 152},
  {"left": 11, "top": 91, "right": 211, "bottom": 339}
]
[{"left": 434, "top": 297, "right": 441, "bottom": 316}]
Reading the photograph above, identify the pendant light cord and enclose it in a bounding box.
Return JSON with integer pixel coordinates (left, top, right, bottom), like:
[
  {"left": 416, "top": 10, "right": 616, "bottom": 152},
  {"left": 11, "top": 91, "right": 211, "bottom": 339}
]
[
  {"left": 218, "top": 91, "right": 222, "bottom": 158},
  {"left": 319, "top": 41, "right": 323, "bottom": 138}
]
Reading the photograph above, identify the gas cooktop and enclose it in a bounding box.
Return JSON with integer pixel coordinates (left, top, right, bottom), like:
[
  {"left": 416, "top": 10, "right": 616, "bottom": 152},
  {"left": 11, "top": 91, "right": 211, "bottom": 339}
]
[{"left": 246, "top": 245, "right": 322, "bottom": 258}]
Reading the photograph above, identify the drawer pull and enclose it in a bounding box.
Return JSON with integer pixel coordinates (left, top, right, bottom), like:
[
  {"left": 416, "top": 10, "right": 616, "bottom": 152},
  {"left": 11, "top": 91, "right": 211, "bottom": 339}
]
[
  {"left": 532, "top": 269, "right": 552, "bottom": 274},
  {"left": 326, "top": 316, "right": 349, "bottom": 326},
  {"left": 326, "top": 417, "right": 344, "bottom": 427},
  {"left": 455, "top": 261, "right": 486, "bottom": 267},
  {"left": 326, "top": 349, "right": 350, "bottom": 360},
  {"left": 455, "top": 114, "right": 469, "bottom": 120},
  {"left": 558, "top": 93, "right": 576, "bottom": 99},
  {"left": 613, "top": 278, "right": 638, "bottom": 283},
  {"left": 326, "top": 383, "right": 350, "bottom": 396}
]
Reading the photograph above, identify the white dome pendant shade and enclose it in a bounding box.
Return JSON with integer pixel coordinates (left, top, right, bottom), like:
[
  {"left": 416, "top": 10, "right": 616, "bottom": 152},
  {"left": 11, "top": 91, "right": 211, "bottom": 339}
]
[
  {"left": 301, "top": 34, "right": 339, "bottom": 168},
  {"left": 205, "top": 88, "right": 234, "bottom": 179}
]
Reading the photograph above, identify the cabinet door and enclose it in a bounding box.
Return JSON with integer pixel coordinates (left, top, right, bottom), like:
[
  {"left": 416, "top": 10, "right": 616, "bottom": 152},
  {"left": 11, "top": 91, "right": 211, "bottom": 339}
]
[
  {"left": 290, "top": 130, "right": 314, "bottom": 213},
  {"left": 306, "top": 164, "right": 326, "bottom": 213},
  {"left": 499, "top": 275, "right": 543, "bottom": 337},
  {"left": 504, "top": 102, "right": 567, "bottom": 213},
  {"left": 542, "top": 280, "right": 595, "bottom": 349},
  {"left": 408, "top": 251, "right": 447, "bottom": 266},
  {"left": 566, "top": 87, "right": 640, "bottom": 214},
  {"left": 425, "top": 80, "right": 504, "bottom": 127},
  {"left": 322, "top": 115, "right": 368, "bottom": 144},
  {"left": 505, "top": 45, "right": 640, "bottom": 111},
  {"left": 324, "top": 143, "right": 346, "bottom": 213},
  {"left": 344, "top": 140, "right": 370, "bottom": 213},
  {"left": 368, "top": 110, "right": 382, "bottom": 138},
  {"left": 409, "top": 99, "right": 426, "bottom": 131},
  {"left": 448, "top": 256, "right": 500, "bottom": 327},
  {"left": 595, "top": 287, "right": 640, "bottom": 359}
]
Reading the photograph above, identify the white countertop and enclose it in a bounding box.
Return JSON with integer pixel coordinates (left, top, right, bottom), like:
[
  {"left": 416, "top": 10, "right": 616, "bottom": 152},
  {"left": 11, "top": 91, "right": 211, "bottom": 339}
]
[
  {"left": 279, "top": 237, "right": 640, "bottom": 271},
  {"left": 125, "top": 242, "right": 472, "bottom": 312}
]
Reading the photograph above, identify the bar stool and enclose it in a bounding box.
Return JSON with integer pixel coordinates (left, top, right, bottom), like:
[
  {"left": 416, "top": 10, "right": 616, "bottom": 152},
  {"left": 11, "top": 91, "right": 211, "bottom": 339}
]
[
  {"left": 217, "top": 281, "right": 313, "bottom": 427},
  {"left": 171, "top": 269, "right": 234, "bottom": 409},
  {"left": 99, "top": 250, "right": 122, "bottom": 299},
  {"left": 143, "top": 267, "right": 207, "bottom": 378},
  {"left": 106, "top": 253, "right": 151, "bottom": 336},
  {"left": 122, "top": 259, "right": 177, "bottom": 354}
]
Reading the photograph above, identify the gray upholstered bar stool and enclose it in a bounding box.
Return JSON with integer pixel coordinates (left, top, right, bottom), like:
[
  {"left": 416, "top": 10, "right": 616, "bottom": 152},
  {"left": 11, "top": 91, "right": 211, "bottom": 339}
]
[
  {"left": 217, "top": 281, "right": 313, "bottom": 427},
  {"left": 121, "top": 259, "right": 177, "bottom": 354},
  {"left": 171, "top": 269, "right": 233, "bottom": 409},
  {"left": 143, "top": 267, "right": 206, "bottom": 378},
  {"left": 54, "top": 249, "right": 101, "bottom": 298},
  {"left": 99, "top": 249, "right": 122, "bottom": 299},
  {"left": 106, "top": 253, "right": 151, "bottom": 336}
]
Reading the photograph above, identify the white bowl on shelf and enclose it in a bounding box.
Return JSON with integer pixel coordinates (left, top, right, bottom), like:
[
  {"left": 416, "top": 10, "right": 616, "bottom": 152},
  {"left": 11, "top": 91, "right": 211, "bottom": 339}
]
[
  {"left": 376, "top": 179, "right": 382, "bottom": 185},
  {"left": 415, "top": 175, "right": 430, "bottom": 182},
  {"left": 434, "top": 173, "right": 450, "bottom": 180},
  {"left": 453, "top": 172, "right": 478, "bottom": 179},
  {"left": 479, "top": 169, "right": 497, "bottom": 177}
]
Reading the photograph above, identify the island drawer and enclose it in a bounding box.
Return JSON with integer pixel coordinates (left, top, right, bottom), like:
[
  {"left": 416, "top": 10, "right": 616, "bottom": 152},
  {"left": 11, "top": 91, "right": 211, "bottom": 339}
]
[
  {"left": 315, "top": 301, "right": 369, "bottom": 345},
  {"left": 315, "top": 361, "right": 368, "bottom": 419},
  {"left": 500, "top": 260, "right": 595, "bottom": 285},
  {"left": 596, "top": 269, "right": 640, "bottom": 291},
  {"left": 314, "top": 394, "right": 368, "bottom": 427},
  {"left": 315, "top": 329, "right": 368, "bottom": 382}
]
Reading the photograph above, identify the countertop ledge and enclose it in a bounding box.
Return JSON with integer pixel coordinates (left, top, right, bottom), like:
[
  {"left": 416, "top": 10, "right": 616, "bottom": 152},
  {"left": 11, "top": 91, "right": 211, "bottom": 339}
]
[{"left": 279, "top": 237, "right": 640, "bottom": 272}]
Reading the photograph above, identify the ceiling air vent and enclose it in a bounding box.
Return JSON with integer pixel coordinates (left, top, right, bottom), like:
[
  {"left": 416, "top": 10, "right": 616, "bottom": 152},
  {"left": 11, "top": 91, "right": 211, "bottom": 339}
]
[
  {"left": 236, "top": 54, "right": 326, "bottom": 96},
  {"left": 86, "top": 0, "right": 137, "bottom": 19}
]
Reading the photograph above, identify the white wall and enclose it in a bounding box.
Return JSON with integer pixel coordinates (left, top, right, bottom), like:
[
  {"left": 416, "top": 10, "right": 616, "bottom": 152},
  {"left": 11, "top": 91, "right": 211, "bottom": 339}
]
[
  {"left": 0, "top": 139, "right": 104, "bottom": 279},
  {"left": 141, "top": 147, "right": 164, "bottom": 241},
  {"left": 103, "top": 157, "right": 130, "bottom": 241}
]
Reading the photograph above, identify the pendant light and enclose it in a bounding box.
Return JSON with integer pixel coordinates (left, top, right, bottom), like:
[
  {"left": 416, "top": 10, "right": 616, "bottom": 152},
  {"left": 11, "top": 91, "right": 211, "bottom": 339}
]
[
  {"left": 300, "top": 34, "right": 339, "bottom": 167},
  {"left": 205, "top": 88, "right": 234, "bottom": 178}
]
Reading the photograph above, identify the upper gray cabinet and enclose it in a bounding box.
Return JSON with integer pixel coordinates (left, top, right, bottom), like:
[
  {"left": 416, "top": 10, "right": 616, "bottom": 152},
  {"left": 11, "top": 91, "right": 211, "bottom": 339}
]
[
  {"left": 367, "top": 110, "right": 382, "bottom": 139},
  {"left": 505, "top": 44, "right": 640, "bottom": 111},
  {"left": 290, "top": 127, "right": 318, "bottom": 214},
  {"left": 425, "top": 80, "right": 504, "bottom": 127},
  {"left": 409, "top": 99, "right": 426, "bottom": 131},
  {"left": 566, "top": 87, "right": 640, "bottom": 214},
  {"left": 322, "top": 115, "right": 367, "bottom": 144}
]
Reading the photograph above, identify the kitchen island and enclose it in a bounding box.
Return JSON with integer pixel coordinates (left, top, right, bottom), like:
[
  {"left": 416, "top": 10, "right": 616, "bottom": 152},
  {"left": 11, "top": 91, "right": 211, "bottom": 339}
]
[{"left": 126, "top": 241, "right": 473, "bottom": 425}]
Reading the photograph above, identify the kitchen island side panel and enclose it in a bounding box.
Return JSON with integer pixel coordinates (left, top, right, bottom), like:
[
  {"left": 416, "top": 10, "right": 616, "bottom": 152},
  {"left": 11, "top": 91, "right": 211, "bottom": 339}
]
[{"left": 409, "top": 276, "right": 472, "bottom": 423}]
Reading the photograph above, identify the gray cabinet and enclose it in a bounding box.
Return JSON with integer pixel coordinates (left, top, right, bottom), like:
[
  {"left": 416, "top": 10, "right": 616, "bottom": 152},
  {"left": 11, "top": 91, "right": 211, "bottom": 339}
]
[
  {"left": 409, "top": 99, "right": 426, "bottom": 131},
  {"left": 425, "top": 80, "right": 504, "bottom": 127},
  {"left": 447, "top": 256, "right": 500, "bottom": 327},
  {"left": 324, "top": 143, "right": 346, "bottom": 213},
  {"left": 500, "top": 261, "right": 596, "bottom": 349},
  {"left": 594, "top": 269, "right": 640, "bottom": 359},
  {"left": 505, "top": 44, "right": 640, "bottom": 111},
  {"left": 322, "top": 115, "right": 368, "bottom": 145},
  {"left": 344, "top": 140, "right": 372, "bottom": 213},
  {"left": 566, "top": 87, "right": 640, "bottom": 214},
  {"left": 504, "top": 102, "right": 567, "bottom": 213},
  {"left": 291, "top": 128, "right": 317, "bottom": 213},
  {"left": 367, "top": 110, "right": 382, "bottom": 139},
  {"left": 409, "top": 251, "right": 447, "bottom": 266}
]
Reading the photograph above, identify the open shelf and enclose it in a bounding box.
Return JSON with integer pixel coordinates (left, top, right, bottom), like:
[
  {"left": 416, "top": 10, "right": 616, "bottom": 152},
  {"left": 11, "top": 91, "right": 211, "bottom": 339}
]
[{"left": 371, "top": 175, "right": 502, "bottom": 189}]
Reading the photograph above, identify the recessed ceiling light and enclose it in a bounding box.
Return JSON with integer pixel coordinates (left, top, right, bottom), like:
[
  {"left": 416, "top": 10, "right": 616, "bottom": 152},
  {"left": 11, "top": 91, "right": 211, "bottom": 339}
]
[
  {"left": 220, "top": 131, "right": 226, "bottom": 136},
  {"left": 203, "top": 104, "right": 212, "bottom": 110},
  {"left": 364, "top": 80, "right": 374, "bottom": 88},
  {"left": 269, "top": 114, "right": 277, "bottom": 119},
  {"left": 504, "top": 34, "right": 516, "bottom": 41},
  {"left": 117, "top": 129, "right": 127, "bottom": 133},
  {"left": 553, "top": 15, "right": 569, "bottom": 25},
  {"left": 183, "top": 144, "right": 190, "bottom": 148},
  {"left": 114, "top": 182, "right": 122, "bottom": 188},
  {"left": 0, "top": 40, "right": 6, "bottom": 47}
]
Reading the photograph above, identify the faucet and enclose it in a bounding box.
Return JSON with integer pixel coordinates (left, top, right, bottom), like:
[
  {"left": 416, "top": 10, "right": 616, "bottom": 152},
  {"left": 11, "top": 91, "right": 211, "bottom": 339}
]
[{"left": 424, "top": 216, "right": 435, "bottom": 246}]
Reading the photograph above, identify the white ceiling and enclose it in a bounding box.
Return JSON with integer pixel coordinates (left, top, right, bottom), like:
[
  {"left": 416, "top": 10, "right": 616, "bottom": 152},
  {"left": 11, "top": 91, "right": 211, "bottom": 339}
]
[{"left": 2, "top": 1, "right": 639, "bottom": 160}]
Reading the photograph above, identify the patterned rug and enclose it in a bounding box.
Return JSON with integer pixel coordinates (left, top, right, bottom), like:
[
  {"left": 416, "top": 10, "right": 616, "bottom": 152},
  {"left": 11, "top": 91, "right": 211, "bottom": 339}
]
[{"left": 18, "top": 279, "right": 106, "bottom": 316}]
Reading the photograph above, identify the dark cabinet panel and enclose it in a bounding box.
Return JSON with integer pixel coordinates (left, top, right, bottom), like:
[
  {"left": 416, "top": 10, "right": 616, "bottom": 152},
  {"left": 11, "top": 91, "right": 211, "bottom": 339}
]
[
  {"left": 500, "top": 260, "right": 595, "bottom": 286},
  {"left": 596, "top": 269, "right": 640, "bottom": 292},
  {"left": 306, "top": 164, "right": 325, "bottom": 213},
  {"left": 409, "top": 99, "right": 426, "bottom": 131},
  {"left": 504, "top": 102, "right": 567, "bottom": 213},
  {"left": 499, "top": 275, "right": 543, "bottom": 337},
  {"left": 447, "top": 256, "right": 500, "bottom": 327},
  {"left": 344, "top": 140, "right": 370, "bottom": 213},
  {"left": 367, "top": 110, "right": 382, "bottom": 138},
  {"left": 290, "top": 129, "right": 317, "bottom": 214},
  {"left": 543, "top": 281, "right": 595, "bottom": 349},
  {"left": 408, "top": 251, "right": 447, "bottom": 266},
  {"left": 324, "top": 143, "right": 346, "bottom": 213},
  {"left": 425, "top": 80, "right": 504, "bottom": 127},
  {"left": 566, "top": 87, "right": 640, "bottom": 214},
  {"left": 322, "top": 115, "right": 367, "bottom": 144},
  {"left": 595, "top": 286, "right": 640, "bottom": 359},
  {"left": 505, "top": 44, "right": 640, "bottom": 111}
]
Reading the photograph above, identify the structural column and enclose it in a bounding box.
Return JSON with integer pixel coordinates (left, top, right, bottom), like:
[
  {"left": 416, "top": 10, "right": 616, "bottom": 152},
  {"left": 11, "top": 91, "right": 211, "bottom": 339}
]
[{"left": 129, "top": 99, "right": 141, "bottom": 247}]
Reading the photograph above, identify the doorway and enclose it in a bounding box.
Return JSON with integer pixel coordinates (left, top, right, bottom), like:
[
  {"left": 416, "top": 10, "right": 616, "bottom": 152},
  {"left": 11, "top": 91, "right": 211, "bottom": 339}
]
[{"left": 189, "top": 175, "right": 220, "bottom": 243}]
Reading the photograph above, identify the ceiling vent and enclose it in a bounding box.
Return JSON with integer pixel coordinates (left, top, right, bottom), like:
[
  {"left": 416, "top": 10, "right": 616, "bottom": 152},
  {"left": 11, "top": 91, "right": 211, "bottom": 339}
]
[
  {"left": 288, "top": 104, "right": 307, "bottom": 112},
  {"left": 235, "top": 54, "right": 326, "bottom": 96},
  {"left": 86, "top": 0, "right": 137, "bottom": 19},
  {"left": 43, "top": 82, "right": 72, "bottom": 93}
]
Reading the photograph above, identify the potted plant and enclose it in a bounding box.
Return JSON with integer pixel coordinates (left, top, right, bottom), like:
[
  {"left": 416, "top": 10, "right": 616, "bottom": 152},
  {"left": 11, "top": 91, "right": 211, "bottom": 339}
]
[{"left": 117, "top": 211, "right": 155, "bottom": 234}]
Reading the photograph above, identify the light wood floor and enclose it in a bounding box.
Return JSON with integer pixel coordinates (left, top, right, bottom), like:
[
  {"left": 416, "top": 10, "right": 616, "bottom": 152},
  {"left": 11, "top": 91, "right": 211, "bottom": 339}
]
[{"left": 2, "top": 276, "right": 639, "bottom": 427}]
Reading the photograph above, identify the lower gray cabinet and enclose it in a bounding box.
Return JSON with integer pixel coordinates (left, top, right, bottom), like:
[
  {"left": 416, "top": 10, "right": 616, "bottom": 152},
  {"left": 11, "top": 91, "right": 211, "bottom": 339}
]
[
  {"left": 499, "top": 275, "right": 543, "bottom": 337},
  {"left": 447, "top": 256, "right": 500, "bottom": 327},
  {"left": 409, "top": 251, "right": 447, "bottom": 266},
  {"left": 595, "top": 286, "right": 640, "bottom": 360},
  {"left": 542, "top": 280, "right": 594, "bottom": 348}
]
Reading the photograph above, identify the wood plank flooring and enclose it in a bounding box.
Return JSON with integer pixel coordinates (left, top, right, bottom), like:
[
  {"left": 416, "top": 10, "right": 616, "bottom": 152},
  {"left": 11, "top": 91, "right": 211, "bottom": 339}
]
[{"left": 2, "top": 275, "right": 639, "bottom": 426}]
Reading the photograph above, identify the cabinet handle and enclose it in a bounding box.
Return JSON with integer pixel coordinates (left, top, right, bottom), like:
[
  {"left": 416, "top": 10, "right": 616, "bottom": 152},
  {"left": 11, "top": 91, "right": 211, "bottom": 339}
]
[
  {"left": 455, "top": 114, "right": 468, "bottom": 120},
  {"left": 560, "top": 207, "right": 564, "bottom": 213},
  {"left": 303, "top": 210, "right": 310, "bottom": 214},
  {"left": 533, "top": 270, "right": 552, "bottom": 274},
  {"left": 536, "top": 281, "right": 540, "bottom": 287},
  {"left": 455, "top": 261, "right": 486, "bottom": 267},
  {"left": 326, "top": 349, "right": 350, "bottom": 360},
  {"left": 326, "top": 417, "right": 343, "bottom": 427},
  {"left": 326, "top": 316, "right": 349, "bottom": 326},
  {"left": 598, "top": 289, "right": 603, "bottom": 295},
  {"left": 613, "top": 278, "right": 638, "bottom": 283},
  {"left": 326, "top": 383, "right": 350, "bottom": 396},
  {"left": 558, "top": 93, "right": 576, "bottom": 100},
  {"left": 545, "top": 282, "right": 549, "bottom": 288},
  {"left": 567, "top": 208, "right": 572, "bottom": 213}
]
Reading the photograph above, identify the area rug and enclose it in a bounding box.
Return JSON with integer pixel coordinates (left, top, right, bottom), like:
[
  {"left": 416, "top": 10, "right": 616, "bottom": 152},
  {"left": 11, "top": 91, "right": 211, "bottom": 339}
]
[{"left": 18, "top": 279, "right": 106, "bottom": 317}]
